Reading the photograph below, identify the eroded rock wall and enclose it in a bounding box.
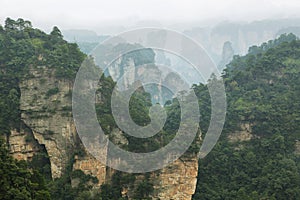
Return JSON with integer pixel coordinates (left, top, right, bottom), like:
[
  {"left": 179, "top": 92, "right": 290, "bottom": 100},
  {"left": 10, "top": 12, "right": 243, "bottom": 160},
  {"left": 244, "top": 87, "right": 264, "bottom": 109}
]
[
  {"left": 151, "top": 156, "right": 199, "bottom": 200},
  {"left": 8, "top": 127, "right": 40, "bottom": 161},
  {"left": 73, "top": 154, "right": 107, "bottom": 187},
  {"left": 17, "top": 65, "right": 200, "bottom": 198},
  {"left": 20, "top": 66, "right": 80, "bottom": 178}
]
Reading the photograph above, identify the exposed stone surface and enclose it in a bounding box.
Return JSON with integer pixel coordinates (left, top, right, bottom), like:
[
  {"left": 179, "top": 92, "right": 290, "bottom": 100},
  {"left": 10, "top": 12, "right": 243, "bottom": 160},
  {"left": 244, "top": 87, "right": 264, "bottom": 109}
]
[
  {"left": 18, "top": 66, "right": 108, "bottom": 181},
  {"left": 228, "top": 123, "right": 253, "bottom": 143},
  {"left": 16, "top": 65, "right": 201, "bottom": 198},
  {"left": 73, "top": 155, "right": 107, "bottom": 187},
  {"left": 295, "top": 140, "right": 300, "bottom": 155},
  {"left": 110, "top": 128, "right": 128, "bottom": 146},
  {"left": 8, "top": 128, "right": 40, "bottom": 161},
  {"left": 19, "top": 66, "right": 78, "bottom": 178},
  {"left": 151, "top": 156, "right": 199, "bottom": 200},
  {"left": 109, "top": 57, "right": 136, "bottom": 90}
]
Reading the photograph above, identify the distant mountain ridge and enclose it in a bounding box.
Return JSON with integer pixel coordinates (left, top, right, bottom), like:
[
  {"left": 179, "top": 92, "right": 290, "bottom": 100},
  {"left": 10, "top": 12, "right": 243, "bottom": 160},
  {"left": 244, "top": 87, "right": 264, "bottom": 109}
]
[
  {"left": 62, "top": 29, "right": 109, "bottom": 54},
  {"left": 184, "top": 18, "right": 300, "bottom": 70}
]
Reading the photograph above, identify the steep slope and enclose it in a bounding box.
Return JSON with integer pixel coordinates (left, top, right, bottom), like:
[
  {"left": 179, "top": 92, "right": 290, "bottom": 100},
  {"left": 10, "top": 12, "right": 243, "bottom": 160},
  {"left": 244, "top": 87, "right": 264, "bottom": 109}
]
[{"left": 193, "top": 34, "right": 300, "bottom": 199}]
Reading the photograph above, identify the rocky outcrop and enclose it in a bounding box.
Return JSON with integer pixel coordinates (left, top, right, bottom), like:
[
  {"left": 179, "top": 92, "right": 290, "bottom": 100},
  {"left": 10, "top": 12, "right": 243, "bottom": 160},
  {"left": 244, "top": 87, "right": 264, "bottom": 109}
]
[
  {"left": 73, "top": 154, "right": 107, "bottom": 187},
  {"left": 18, "top": 65, "right": 108, "bottom": 183},
  {"left": 218, "top": 41, "right": 234, "bottom": 70},
  {"left": 16, "top": 65, "right": 201, "bottom": 198},
  {"left": 108, "top": 57, "right": 136, "bottom": 90},
  {"left": 151, "top": 156, "right": 199, "bottom": 200},
  {"left": 8, "top": 127, "right": 40, "bottom": 161},
  {"left": 228, "top": 123, "right": 254, "bottom": 143},
  {"left": 295, "top": 140, "right": 300, "bottom": 155},
  {"left": 20, "top": 66, "right": 78, "bottom": 178}
]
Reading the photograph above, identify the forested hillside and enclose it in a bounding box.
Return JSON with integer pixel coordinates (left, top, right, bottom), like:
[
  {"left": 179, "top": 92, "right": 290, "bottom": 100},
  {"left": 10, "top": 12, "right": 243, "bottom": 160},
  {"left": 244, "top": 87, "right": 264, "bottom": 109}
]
[{"left": 193, "top": 33, "right": 300, "bottom": 200}]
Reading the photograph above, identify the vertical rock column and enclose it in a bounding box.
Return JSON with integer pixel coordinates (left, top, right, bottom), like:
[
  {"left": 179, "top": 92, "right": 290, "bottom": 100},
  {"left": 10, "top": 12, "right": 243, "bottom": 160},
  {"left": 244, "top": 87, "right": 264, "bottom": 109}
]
[{"left": 20, "top": 66, "right": 77, "bottom": 178}]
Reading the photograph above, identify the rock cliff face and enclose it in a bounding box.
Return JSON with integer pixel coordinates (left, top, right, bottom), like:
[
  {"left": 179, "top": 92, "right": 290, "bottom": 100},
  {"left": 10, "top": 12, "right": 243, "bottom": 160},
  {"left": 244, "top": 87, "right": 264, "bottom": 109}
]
[
  {"left": 19, "top": 66, "right": 78, "bottom": 178},
  {"left": 10, "top": 64, "right": 200, "bottom": 199},
  {"left": 18, "top": 65, "right": 107, "bottom": 184},
  {"left": 151, "top": 156, "right": 199, "bottom": 200},
  {"left": 73, "top": 155, "right": 107, "bottom": 187},
  {"left": 8, "top": 127, "right": 41, "bottom": 161}
]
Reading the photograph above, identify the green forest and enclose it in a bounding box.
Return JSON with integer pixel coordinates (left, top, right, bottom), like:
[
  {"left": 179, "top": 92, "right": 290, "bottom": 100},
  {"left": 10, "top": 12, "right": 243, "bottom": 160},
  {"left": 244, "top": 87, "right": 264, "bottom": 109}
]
[
  {"left": 193, "top": 33, "right": 300, "bottom": 200},
  {"left": 0, "top": 18, "right": 300, "bottom": 199}
]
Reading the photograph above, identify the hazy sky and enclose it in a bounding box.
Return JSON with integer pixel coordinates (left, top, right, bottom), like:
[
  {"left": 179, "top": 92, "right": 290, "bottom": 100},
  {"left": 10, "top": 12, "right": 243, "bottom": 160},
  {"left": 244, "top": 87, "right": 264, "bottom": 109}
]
[{"left": 1, "top": 0, "right": 300, "bottom": 33}]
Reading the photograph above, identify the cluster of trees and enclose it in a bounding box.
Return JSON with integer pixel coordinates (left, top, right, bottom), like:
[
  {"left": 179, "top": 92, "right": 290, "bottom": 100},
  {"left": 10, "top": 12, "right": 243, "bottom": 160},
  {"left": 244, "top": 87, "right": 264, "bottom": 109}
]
[
  {"left": 194, "top": 134, "right": 300, "bottom": 199},
  {"left": 0, "top": 139, "right": 51, "bottom": 199},
  {"left": 193, "top": 34, "right": 300, "bottom": 199},
  {"left": 99, "top": 172, "right": 153, "bottom": 200}
]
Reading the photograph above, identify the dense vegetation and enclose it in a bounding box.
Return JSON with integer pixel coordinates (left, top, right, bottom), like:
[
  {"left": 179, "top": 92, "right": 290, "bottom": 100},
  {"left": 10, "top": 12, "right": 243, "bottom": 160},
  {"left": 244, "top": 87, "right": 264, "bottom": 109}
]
[
  {"left": 193, "top": 33, "right": 300, "bottom": 200},
  {"left": 0, "top": 138, "right": 51, "bottom": 199}
]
